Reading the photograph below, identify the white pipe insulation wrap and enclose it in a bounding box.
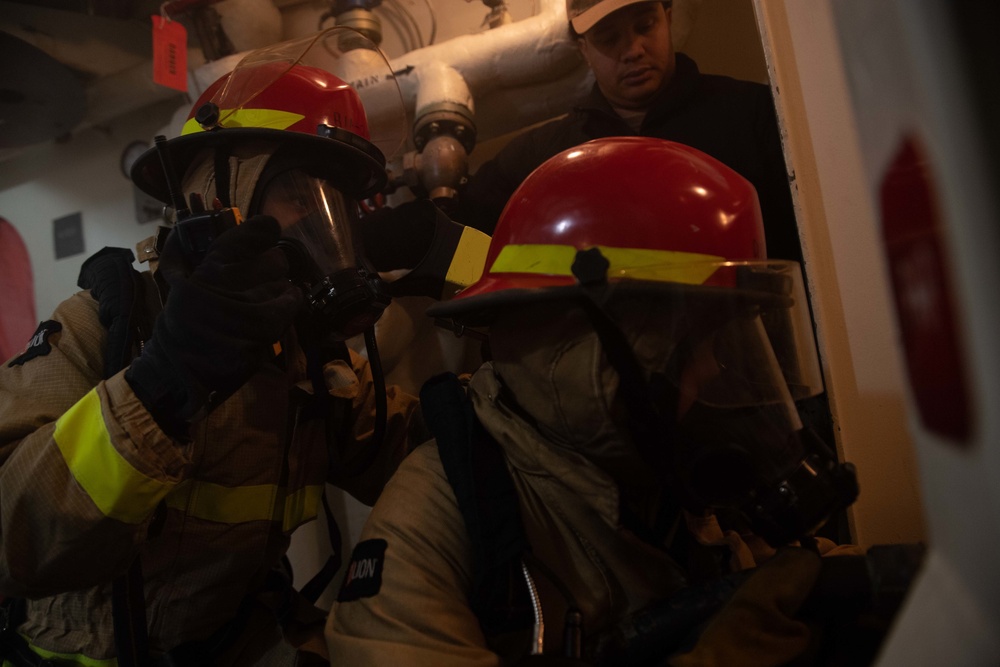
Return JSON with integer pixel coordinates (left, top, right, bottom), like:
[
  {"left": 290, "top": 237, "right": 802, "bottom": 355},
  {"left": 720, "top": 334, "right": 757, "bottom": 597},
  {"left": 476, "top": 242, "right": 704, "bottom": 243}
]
[
  {"left": 386, "top": 0, "right": 582, "bottom": 102},
  {"left": 191, "top": 52, "right": 247, "bottom": 104},
  {"left": 212, "top": 0, "right": 284, "bottom": 54},
  {"left": 414, "top": 61, "right": 476, "bottom": 121},
  {"left": 178, "top": 0, "right": 587, "bottom": 147}
]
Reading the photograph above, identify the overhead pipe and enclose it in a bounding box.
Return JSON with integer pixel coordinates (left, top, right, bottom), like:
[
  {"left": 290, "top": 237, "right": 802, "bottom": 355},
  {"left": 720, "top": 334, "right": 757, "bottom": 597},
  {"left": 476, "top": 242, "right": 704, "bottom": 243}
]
[
  {"left": 483, "top": 0, "right": 514, "bottom": 28},
  {"left": 209, "top": 0, "right": 284, "bottom": 53},
  {"left": 372, "top": 0, "right": 586, "bottom": 203},
  {"left": 384, "top": 0, "right": 584, "bottom": 138},
  {"left": 326, "top": 0, "right": 385, "bottom": 47},
  {"left": 389, "top": 61, "right": 476, "bottom": 207},
  {"left": 165, "top": 0, "right": 586, "bottom": 199},
  {"left": 179, "top": 0, "right": 585, "bottom": 143},
  {"left": 177, "top": 0, "right": 707, "bottom": 153}
]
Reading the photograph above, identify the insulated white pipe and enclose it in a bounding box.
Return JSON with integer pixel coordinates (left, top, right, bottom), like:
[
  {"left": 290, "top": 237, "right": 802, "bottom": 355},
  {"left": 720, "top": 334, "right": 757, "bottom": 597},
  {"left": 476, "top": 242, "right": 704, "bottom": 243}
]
[
  {"left": 177, "top": 0, "right": 586, "bottom": 147},
  {"left": 213, "top": 0, "right": 284, "bottom": 53},
  {"left": 413, "top": 61, "right": 476, "bottom": 122},
  {"left": 387, "top": 0, "right": 586, "bottom": 142},
  {"left": 389, "top": 0, "right": 579, "bottom": 95},
  {"left": 409, "top": 61, "right": 475, "bottom": 199}
]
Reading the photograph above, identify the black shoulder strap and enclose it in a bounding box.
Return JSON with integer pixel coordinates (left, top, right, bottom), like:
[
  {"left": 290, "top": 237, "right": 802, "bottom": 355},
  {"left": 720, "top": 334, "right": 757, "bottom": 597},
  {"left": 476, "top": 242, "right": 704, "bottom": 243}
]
[
  {"left": 296, "top": 491, "right": 344, "bottom": 605},
  {"left": 420, "top": 372, "right": 533, "bottom": 636},
  {"left": 78, "top": 246, "right": 151, "bottom": 667}
]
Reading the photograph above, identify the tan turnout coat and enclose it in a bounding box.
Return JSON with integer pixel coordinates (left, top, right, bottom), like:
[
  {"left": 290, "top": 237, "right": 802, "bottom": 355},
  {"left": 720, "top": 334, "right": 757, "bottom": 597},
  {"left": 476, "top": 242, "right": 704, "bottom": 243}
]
[
  {"left": 0, "top": 243, "right": 424, "bottom": 665},
  {"left": 327, "top": 366, "right": 689, "bottom": 665}
]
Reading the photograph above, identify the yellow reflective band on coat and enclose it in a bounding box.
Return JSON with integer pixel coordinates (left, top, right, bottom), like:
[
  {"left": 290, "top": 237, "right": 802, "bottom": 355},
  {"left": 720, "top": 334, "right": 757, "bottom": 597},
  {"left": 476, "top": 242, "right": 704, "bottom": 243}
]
[
  {"left": 165, "top": 481, "right": 323, "bottom": 531},
  {"left": 181, "top": 108, "right": 305, "bottom": 135},
  {"left": 443, "top": 226, "right": 491, "bottom": 295},
  {"left": 283, "top": 484, "right": 324, "bottom": 532},
  {"left": 490, "top": 244, "right": 725, "bottom": 285},
  {"left": 54, "top": 389, "right": 175, "bottom": 525},
  {"left": 17, "top": 633, "right": 118, "bottom": 666}
]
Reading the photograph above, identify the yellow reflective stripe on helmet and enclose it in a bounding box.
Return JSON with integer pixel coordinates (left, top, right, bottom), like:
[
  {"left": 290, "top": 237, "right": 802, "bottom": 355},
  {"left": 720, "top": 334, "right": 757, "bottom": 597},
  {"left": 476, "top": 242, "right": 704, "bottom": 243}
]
[
  {"left": 490, "top": 244, "right": 724, "bottom": 285},
  {"left": 164, "top": 481, "right": 323, "bottom": 529},
  {"left": 181, "top": 108, "right": 305, "bottom": 135},
  {"left": 444, "top": 226, "right": 491, "bottom": 291},
  {"left": 16, "top": 637, "right": 118, "bottom": 667},
  {"left": 54, "top": 389, "right": 174, "bottom": 525}
]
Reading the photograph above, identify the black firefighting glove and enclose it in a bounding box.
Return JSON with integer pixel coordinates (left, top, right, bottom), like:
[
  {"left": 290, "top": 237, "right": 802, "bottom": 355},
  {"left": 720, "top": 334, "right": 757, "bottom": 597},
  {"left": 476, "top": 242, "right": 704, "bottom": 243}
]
[
  {"left": 125, "top": 215, "right": 303, "bottom": 440},
  {"left": 667, "top": 547, "right": 823, "bottom": 667},
  {"left": 361, "top": 199, "right": 490, "bottom": 300}
]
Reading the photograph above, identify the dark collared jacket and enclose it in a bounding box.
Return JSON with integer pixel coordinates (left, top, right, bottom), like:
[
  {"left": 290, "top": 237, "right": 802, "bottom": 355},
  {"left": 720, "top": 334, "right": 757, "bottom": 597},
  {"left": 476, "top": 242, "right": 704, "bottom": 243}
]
[{"left": 457, "top": 53, "right": 801, "bottom": 262}]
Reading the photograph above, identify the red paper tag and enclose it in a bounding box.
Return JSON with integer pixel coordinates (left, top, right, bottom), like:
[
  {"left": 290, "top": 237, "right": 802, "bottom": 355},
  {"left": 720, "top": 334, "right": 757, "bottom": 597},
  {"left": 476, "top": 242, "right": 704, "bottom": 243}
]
[{"left": 151, "top": 15, "right": 188, "bottom": 92}]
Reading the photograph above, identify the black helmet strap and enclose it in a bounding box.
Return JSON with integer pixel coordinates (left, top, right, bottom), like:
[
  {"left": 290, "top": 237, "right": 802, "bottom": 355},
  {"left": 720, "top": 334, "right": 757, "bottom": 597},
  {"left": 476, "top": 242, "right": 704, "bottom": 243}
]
[{"left": 570, "top": 248, "right": 677, "bottom": 478}]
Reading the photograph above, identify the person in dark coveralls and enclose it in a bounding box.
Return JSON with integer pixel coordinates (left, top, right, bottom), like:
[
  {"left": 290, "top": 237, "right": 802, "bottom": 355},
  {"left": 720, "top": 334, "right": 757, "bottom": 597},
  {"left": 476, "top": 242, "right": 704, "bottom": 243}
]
[{"left": 456, "top": 0, "right": 801, "bottom": 263}]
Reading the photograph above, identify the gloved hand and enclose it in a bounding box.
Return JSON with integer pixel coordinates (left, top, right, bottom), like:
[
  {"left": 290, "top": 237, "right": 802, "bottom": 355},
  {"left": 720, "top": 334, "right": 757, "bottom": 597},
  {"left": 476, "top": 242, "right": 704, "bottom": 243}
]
[
  {"left": 666, "top": 547, "right": 822, "bottom": 667},
  {"left": 126, "top": 215, "right": 303, "bottom": 439},
  {"left": 361, "top": 199, "right": 490, "bottom": 300}
]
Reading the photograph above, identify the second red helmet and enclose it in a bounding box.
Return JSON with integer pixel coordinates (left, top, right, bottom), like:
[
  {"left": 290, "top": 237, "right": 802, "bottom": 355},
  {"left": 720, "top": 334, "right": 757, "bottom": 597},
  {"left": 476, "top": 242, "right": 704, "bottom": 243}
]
[{"left": 430, "top": 136, "right": 768, "bottom": 322}]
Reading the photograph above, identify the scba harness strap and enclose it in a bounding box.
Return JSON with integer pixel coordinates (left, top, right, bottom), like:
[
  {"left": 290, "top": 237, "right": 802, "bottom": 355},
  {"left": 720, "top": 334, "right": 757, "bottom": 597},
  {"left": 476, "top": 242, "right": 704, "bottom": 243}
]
[
  {"left": 417, "top": 372, "right": 756, "bottom": 665},
  {"left": 419, "top": 372, "right": 535, "bottom": 639},
  {"left": 419, "top": 373, "right": 926, "bottom": 666}
]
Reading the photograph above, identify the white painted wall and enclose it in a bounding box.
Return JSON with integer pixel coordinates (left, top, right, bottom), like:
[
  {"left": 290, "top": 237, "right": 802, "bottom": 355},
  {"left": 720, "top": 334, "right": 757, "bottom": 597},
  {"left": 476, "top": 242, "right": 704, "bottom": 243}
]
[
  {"left": 824, "top": 1, "right": 1000, "bottom": 664},
  {"left": 0, "top": 98, "right": 182, "bottom": 322},
  {"left": 753, "top": 0, "right": 926, "bottom": 548}
]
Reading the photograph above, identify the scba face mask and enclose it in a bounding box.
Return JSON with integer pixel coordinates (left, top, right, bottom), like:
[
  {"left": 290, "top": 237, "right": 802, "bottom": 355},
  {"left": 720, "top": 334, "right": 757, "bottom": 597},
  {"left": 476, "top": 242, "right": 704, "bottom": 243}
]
[
  {"left": 256, "top": 165, "right": 389, "bottom": 340},
  {"left": 607, "top": 266, "right": 858, "bottom": 547},
  {"left": 661, "top": 317, "right": 818, "bottom": 540}
]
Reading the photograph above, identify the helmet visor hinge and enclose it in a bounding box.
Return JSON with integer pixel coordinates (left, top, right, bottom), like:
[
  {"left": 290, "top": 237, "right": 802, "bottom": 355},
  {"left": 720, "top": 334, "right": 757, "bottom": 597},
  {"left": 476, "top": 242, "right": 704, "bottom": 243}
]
[
  {"left": 195, "top": 102, "right": 221, "bottom": 131},
  {"left": 571, "top": 247, "right": 610, "bottom": 286}
]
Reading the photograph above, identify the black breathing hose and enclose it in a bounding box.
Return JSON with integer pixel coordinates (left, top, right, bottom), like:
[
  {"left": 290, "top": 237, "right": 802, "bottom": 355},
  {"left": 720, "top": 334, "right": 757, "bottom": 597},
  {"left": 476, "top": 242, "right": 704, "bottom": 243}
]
[{"left": 364, "top": 326, "right": 387, "bottom": 456}]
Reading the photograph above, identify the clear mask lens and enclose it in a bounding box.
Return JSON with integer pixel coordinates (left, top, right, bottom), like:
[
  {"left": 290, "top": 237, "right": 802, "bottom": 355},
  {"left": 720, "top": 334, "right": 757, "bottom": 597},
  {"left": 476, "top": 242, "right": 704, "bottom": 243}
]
[
  {"left": 598, "top": 260, "right": 853, "bottom": 536},
  {"left": 260, "top": 168, "right": 389, "bottom": 339},
  {"left": 261, "top": 169, "right": 360, "bottom": 278}
]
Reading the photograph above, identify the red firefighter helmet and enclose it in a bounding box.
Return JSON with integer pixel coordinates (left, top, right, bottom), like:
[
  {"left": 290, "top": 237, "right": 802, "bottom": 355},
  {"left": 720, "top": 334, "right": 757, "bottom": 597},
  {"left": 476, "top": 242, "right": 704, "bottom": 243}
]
[
  {"left": 131, "top": 28, "right": 406, "bottom": 202},
  {"left": 429, "top": 136, "right": 768, "bottom": 323},
  {"left": 430, "top": 137, "right": 854, "bottom": 545}
]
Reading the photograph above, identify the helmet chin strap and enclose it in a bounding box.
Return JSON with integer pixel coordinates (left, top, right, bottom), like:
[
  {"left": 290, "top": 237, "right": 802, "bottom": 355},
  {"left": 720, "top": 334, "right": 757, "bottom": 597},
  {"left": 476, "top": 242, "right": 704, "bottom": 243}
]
[{"left": 570, "top": 248, "right": 679, "bottom": 483}]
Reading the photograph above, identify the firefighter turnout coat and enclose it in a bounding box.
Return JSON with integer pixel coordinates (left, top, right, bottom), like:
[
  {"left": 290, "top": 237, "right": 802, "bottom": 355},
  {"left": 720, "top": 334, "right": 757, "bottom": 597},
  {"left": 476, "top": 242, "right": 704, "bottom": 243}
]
[
  {"left": 0, "top": 244, "right": 425, "bottom": 665},
  {"left": 326, "top": 364, "right": 693, "bottom": 665},
  {"left": 326, "top": 358, "right": 858, "bottom": 666}
]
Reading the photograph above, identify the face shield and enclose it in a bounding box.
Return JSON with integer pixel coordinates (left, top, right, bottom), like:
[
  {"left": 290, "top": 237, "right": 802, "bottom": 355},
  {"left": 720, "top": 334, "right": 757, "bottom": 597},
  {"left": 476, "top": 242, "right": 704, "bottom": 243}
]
[
  {"left": 588, "top": 259, "right": 858, "bottom": 546},
  {"left": 663, "top": 304, "right": 812, "bottom": 510},
  {"left": 253, "top": 163, "right": 389, "bottom": 340}
]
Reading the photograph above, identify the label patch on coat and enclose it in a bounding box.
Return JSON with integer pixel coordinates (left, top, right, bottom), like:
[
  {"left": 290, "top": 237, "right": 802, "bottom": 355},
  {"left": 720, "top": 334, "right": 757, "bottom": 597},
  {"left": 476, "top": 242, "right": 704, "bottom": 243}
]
[
  {"left": 337, "top": 538, "right": 387, "bottom": 602},
  {"left": 8, "top": 321, "right": 62, "bottom": 367}
]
